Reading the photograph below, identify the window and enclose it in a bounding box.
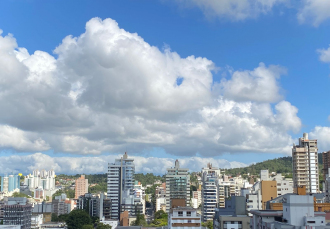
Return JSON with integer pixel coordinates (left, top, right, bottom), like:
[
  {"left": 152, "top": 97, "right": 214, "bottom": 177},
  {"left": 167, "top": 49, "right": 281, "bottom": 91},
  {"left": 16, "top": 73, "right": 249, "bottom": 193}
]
[
  {"left": 187, "top": 211, "right": 191, "bottom": 216},
  {"left": 178, "top": 211, "right": 183, "bottom": 216},
  {"left": 188, "top": 220, "right": 192, "bottom": 223}
]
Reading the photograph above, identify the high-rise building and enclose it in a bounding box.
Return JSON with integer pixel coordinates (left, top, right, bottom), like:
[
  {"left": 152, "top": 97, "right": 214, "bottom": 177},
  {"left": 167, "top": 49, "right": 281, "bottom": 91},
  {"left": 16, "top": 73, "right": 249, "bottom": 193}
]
[
  {"left": 107, "top": 152, "right": 138, "bottom": 220},
  {"left": 75, "top": 175, "right": 88, "bottom": 199},
  {"left": 323, "top": 151, "right": 330, "bottom": 180},
  {"left": 201, "top": 163, "right": 221, "bottom": 222},
  {"left": 24, "top": 169, "right": 55, "bottom": 191},
  {"left": 165, "top": 160, "right": 190, "bottom": 213},
  {"left": 201, "top": 172, "right": 218, "bottom": 222},
  {"left": 292, "top": 133, "right": 319, "bottom": 193},
  {"left": 1, "top": 174, "right": 20, "bottom": 193}
]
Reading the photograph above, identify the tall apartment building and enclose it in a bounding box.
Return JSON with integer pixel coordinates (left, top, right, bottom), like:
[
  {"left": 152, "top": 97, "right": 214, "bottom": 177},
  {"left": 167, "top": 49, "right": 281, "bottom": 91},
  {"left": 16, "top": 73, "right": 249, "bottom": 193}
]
[
  {"left": 323, "top": 151, "right": 330, "bottom": 179},
  {"left": 107, "top": 152, "right": 136, "bottom": 220},
  {"left": 166, "top": 160, "right": 190, "bottom": 213},
  {"left": 0, "top": 174, "right": 20, "bottom": 193},
  {"left": 201, "top": 172, "right": 218, "bottom": 222},
  {"left": 201, "top": 163, "right": 221, "bottom": 221},
  {"left": 201, "top": 163, "right": 221, "bottom": 177},
  {"left": 292, "top": 133, "right": 319, "bottom": 193},
  {"left": 75, "top": 175, "right": 88, "bottom": 199}
]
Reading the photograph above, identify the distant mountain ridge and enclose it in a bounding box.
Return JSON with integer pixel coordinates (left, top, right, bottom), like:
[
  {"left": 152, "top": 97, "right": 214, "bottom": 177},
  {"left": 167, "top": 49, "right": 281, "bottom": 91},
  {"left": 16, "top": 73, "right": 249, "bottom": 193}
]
[{"left": 224, "top": 153, "right": 323, "bottom": 177}]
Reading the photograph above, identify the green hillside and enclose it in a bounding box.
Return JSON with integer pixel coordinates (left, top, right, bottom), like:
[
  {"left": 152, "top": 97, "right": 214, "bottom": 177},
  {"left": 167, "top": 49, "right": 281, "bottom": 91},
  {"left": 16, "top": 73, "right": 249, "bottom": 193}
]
[{"left": 224, "top": 153, "right": 323, "bottom": 177}]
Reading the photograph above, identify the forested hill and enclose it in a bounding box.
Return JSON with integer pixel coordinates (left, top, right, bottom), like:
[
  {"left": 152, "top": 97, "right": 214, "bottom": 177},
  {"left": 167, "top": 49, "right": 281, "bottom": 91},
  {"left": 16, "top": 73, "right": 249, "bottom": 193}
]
[{"left": 225, "top": 153, "right": 323, "bottom": 177}]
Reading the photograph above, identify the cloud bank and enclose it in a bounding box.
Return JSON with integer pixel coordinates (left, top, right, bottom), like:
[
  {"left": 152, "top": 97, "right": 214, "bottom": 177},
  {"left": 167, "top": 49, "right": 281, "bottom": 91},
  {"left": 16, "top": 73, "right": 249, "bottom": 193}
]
[
  {"left": 0, "top": 18, "right": 301, "bottom": 159},
  {"left": 0, "top": 153, "right": 247, "bottom": 175}
]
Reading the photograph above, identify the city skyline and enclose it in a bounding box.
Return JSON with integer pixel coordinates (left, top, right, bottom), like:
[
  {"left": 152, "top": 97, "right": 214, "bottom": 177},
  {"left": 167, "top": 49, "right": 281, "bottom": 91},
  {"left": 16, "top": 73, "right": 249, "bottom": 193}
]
[{"left": 0, "top": 1, "right": 330, "bottom": 175}]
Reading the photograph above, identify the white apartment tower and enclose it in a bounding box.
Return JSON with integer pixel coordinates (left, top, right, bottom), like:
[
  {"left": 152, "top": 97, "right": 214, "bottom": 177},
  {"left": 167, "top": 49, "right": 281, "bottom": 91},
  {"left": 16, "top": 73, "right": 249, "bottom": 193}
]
[
  {"left": 166, "top": 160, "right": 190, "bottom": 213},
  {"left": 292, "top": 133, "right": 319, "bottom": 193},
  {"left": 107, "top": 152, "right": 135, "bottom": 220},
  {"left": 24, "top": 169, "right": 55, "bottom": 191},
  {"left": 201, "top": 172, "right": 218, "bottom": 222},
  {"left": 201, "top": 163, "right": 221, "bottom": 222}
]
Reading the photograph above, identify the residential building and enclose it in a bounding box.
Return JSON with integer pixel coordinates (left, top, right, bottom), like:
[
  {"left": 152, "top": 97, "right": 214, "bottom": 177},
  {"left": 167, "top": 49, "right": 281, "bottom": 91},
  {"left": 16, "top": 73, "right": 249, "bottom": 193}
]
[
  {"left": 107, "top": 152, "right": 142, "bottom": 220},
  {"left": 1, "top": 197, "right": 32, "bottom": 229},
  {"left": 52, "top": 194, "right": 74, "bottom": 216},
  {"left": 292, "top": 133, "right": 319, "bottom": 193},
  {"left": 32, "top": 202, "right": 52, "bottom": 224},
  {"left": 201, "top": 163, "right": 221, "bottom": 177},
  {"left": 75, "top": 175, "right": 88, "bottom": 199},
  {"left": 260, "top": 170, "right": 269, "bottom": 181},
  {"left": 201, "top": 171, "right": 219, "bottom": 222},
  {"left": 323, "top": 151, "right": 330, "bottom": 180},
  {"left": 251, "top": 195, "right": 330, "bottom": 229},
  {"left": 166, "top": 160, "right": 190, "bottom": 213},
  {"left": 214, "top": 215, "right": 250, "bottom": 229},
  {"left": 34, "top": 188, "right": 44, "bottom": 200},
  {"left": 1, "top": 175, "right": 20, "bottom": 193},
  {"left": 271, "top": 173, "right": 293, "bottom": 196},
  {"left": 192, "top": 190, "right": 201, "bottom": 207},
  {"left": 325, "top": 169, "right": 330, "bottom": 202},
  {"left": 24, "top": 170, "right": 55, "bottom": 191},
  {"left": 214, "top": 196, "right": 249, "bottom": 229},
  {"left": 77, "top": 193, "right": 101, "bottom": 218},
  {"left": 168, "top": 207, "right": 201, "bottom": 229},
  {"left": 246, "top": 180, "right": 277, "bottom": 214},
  {"left": 155, "top": 183, "right": 166, "bottom": 212}
]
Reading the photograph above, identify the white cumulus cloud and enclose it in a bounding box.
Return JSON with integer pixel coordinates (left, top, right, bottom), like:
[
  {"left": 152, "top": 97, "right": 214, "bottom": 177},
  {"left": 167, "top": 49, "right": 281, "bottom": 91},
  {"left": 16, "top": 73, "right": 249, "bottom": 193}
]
[
  {"left": 317, "top": 45, "right": 330, "bottom": 63},
  {"left": 297, "top": 0, "right": 330, "bottom": 27},
  {"left": 309, "top": 126, "right": 330, "bottom": 152},
  {"left": 0, "top": 17, "right": 302, "bottom": 159}
]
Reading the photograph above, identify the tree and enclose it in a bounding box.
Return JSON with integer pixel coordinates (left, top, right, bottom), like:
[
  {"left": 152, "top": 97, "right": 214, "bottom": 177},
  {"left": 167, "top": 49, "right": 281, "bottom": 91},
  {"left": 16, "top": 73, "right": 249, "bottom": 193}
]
[
  {"left": 0, "top": 219, "right": 3, "bottom": 225},
  {"left": 150, "top": 210, "right": 168, "bottom": 226},
  {"left": 12, "top": 192, "right": 30, "bottom": 198},
  {"left": 97, "top": 223, "right": 112, "bottom": 229},
  {"left": 131, "top": 212, "right": 147, "bottom": 226},
  {"left": 82, "top": 225, "right": 93, "bottom": 229},
  {"left": 65, "top": 210, "right": 92, "bottom": 229},
  {"left": 202, "top": 221, "right": 213, "bottom": 229},
  {"left": 58, "top": 214, "right": 69, "bottom": 222},
  {"left": 51, "top": 213, "right": 59, "bottom": 222}
]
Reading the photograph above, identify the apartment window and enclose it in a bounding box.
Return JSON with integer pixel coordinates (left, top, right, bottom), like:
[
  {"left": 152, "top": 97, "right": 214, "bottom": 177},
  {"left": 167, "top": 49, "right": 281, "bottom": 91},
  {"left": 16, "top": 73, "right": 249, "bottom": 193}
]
[
  {"left": 178, "top": 211, "right": 183, "bottom": 216},
  {"left": 187, "top": 211, "right": 191, "bottom": 216},
  {"left": 188, "top": 220, "right": 192, "bottom": 223}
]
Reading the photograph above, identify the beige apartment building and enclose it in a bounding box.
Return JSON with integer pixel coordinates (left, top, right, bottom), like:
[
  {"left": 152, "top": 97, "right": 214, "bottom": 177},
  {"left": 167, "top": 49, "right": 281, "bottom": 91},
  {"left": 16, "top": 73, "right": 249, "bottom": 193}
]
[
  {"left": 75, "top": 175, "right": 88, "bottom": 199},
  {"left": 292, "top": 133, "right": 319, "bottom": 194}
]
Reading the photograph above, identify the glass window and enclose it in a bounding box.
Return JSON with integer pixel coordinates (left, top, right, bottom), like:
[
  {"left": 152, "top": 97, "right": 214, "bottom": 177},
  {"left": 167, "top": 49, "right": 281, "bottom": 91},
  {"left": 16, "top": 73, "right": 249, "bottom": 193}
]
[{"left": 187, "top": 211, "right": 191, "bottom": 216}]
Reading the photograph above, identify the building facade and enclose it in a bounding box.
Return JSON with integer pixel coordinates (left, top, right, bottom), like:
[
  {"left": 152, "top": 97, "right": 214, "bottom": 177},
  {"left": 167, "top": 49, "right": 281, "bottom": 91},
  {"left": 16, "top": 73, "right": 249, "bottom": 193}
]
[
  {"left": 166, "top": 160, "right": 190, "bottom": 213},
  {"left": 201, "top": 171, "right": 219, "bottom": 222},
  {"left": 323, "top": 151, "right": 330, "bottom": 180},
  {"left": 251, "top": 195, "right": 330, "bottom": 229},
  {"left": 24, "top": 170, "right": 55, "bottom": 194},
  {"left": 75, "top": 175, "right": 88, "bottom": 199},
  {"left": 2, "top": 197, "right": 32, "bottom": 229},
  {"left": 292, "top": 133, "right": 319, "bottom": 193},
  {"left": 107, "top": 152, "right": 141, "bottom": 220},
  {"left": 0, "top": 175, "right": 20, "bottom": 193},
  {"left": 168, "top": 207, "right": 201, "bottom": 229}
]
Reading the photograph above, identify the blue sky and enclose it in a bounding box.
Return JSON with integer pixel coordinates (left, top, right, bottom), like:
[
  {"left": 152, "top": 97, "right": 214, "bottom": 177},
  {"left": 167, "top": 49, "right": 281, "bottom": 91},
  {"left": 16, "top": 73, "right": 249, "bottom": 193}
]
[{"left": 0, "top": 0, "right": 330, "bottom": 174}]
